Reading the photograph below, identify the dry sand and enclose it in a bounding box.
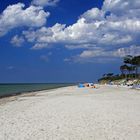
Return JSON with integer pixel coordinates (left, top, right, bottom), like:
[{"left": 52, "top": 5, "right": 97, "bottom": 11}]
[{"left": 0, "top": 85, "right": 140, "bottom": 140}]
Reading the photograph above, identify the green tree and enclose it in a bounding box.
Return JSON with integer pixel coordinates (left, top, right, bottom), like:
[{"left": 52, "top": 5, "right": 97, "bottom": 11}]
[
  {"left": 120, "top": 65, "right": 129, "bottom": 78},
  {"left": 124, "top": 55, "right": 133, "bottom": 64},
  {"left": 131, "top": 56, "right": 140, "bottom": 78}
]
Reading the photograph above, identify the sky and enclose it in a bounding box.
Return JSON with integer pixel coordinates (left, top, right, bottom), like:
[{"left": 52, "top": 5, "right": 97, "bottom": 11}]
[{"left": 0, "top": 0, "right": 140, "bottom": 83}]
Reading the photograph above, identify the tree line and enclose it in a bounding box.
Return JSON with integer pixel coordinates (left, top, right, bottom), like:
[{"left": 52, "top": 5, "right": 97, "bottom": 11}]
[
  {"left": 120, "top": 55, "right": 140, "bottom": 79},
  {"left": 98, "top": 55, "right": 140, "bottom": 82}
]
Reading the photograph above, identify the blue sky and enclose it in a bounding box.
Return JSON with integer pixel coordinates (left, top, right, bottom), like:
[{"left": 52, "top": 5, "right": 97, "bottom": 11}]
[{"left": 0, "top": 0, "right": 140, "bottom": 83}]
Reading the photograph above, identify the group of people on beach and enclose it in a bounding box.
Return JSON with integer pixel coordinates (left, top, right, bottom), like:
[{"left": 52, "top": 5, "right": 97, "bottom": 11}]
[{"left": 78, "top": 83, "right": 97, "bottom": 88}]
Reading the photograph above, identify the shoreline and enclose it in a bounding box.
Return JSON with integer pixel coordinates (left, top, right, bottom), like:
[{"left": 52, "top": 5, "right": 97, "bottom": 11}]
[
  {"left": 0, "top": 83, "right": 75, "bottom": 99},
  {"left": 0, "top": 84, "right": 139, "bottom": 105},
  {"left": 0, "top": 86, "right": 75, "bottom": 105}
]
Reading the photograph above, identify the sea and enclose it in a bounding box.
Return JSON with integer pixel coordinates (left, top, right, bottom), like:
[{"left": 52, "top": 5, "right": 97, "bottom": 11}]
[{"left": 0, "top": 83, "right": 74, "bottom": 98}]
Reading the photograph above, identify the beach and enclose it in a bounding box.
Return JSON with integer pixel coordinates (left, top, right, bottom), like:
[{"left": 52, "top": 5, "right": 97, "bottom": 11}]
[{"left": 0, "top": 85, "right": 140, "bottom": 140}]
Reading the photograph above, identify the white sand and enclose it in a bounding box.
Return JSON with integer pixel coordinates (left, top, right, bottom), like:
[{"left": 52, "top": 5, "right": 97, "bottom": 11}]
[{"left": 0, "top": 85, "right": 140, "bottom": 140}]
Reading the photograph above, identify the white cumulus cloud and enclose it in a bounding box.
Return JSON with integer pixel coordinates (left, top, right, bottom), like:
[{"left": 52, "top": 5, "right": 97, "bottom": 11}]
[
  {"left": 76, "top": 45, "right": 140, "bottom": 62},
  {"left": 1, "top": 0, "right": 140, "bottom": 63},
  {"left": 22, "top": 0, "right": 140, "bottom": 51},
  {"left": 114, "top": 45, "right": 140, "bottom": 57},
  {"left": 11, "top": 35, "right": 25, "bottom": 47},
  {"left": 0, "top": 3, "right": 50, "bottom": 36},
  {"left": 32, "top": 0, "right": 60, "bottom": 7}
]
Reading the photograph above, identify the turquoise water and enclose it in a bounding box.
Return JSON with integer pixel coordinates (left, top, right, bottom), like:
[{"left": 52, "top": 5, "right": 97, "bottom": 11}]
[{"left": 0, "top": 83, "right": 73, "bottom": 98}]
